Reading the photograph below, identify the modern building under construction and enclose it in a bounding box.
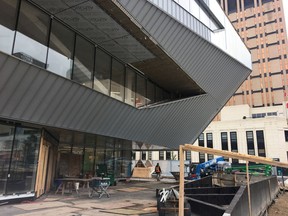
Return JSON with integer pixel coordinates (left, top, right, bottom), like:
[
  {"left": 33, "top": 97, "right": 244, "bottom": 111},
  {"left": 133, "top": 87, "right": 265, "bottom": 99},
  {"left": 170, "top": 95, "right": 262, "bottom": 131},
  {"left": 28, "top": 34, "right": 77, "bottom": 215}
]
[{"left": 0, "top": 0, "right": 251, "bottom": 201}]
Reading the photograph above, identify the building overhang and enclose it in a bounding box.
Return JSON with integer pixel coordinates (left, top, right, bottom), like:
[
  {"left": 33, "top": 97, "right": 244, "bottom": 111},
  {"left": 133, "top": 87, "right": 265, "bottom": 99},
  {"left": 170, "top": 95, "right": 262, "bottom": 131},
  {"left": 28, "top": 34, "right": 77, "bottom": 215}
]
[{"left": 31, "top": 0, "right": 204, "bottom": 97}]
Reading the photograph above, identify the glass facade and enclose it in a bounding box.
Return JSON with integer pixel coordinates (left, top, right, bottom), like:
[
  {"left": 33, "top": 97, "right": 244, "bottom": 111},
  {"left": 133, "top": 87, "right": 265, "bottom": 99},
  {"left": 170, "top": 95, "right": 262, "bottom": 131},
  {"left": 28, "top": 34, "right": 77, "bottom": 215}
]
[
  {"left": 0, "top": 123, "right": 41, "bottom": 196},
  {"left": 0, "top": 0, "right": 171, "bottom": 108},
  {"left": 57, "top": 132, "right": 132, "bottom": 179}
]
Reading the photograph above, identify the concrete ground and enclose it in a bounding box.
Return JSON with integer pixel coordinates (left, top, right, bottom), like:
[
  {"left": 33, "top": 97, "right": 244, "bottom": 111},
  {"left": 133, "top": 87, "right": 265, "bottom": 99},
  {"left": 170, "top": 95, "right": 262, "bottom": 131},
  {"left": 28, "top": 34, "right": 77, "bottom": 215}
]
[{"left": 0, "top": 178, "right": 177, "bottom": 216}]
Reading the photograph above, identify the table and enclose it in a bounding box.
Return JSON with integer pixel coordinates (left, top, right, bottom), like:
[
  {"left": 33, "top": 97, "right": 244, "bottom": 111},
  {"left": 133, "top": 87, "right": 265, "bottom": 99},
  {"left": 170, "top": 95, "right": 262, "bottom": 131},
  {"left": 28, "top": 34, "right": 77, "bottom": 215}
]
[
  {"left": 88, "top": 177, "right": 110, "bottom": 198},
  {"left": 55, "top": 178, "right": 92, "bottom": 195}
]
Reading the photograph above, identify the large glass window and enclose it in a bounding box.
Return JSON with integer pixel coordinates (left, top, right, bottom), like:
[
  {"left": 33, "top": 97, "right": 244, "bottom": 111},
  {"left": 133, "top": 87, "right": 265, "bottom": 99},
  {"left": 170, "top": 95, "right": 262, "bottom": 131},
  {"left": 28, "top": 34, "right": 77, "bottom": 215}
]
[
  {"left": 125, "top": 68, "right": 136, "bottom": 106},
  {"left": 147, "top": 80, "right": 155, "bottom": 105},
  {"left": 94, "top": 48, "right": 111, "bottom": 95},
  {"left": 73, "top": 35, "right": 94, "bottom": 88},
  {"left": 221, "top": 132, "right": 228, "bottom": 150},
  {"left": 256, "top": 130, "right": 266, "bottom": 157},
  {"left": 230, "top": 132, "right": 238, "bottom": 163},
  {"left": 6, "top": 127, "right": 41, "bottom": 195},
  {"left": 13, "top": 0, "right": 50, "bottom": 68},
  {"left": 47, "top": 19, "right": 75, "bottom": 79},
  {"left": 83, "top": 135, "right": 95, "bottom": 177},
  {"left": 198, "top": 133, "right": 205, "bottom": 163},
  {"left": 0, "top": 0, "right": 18, "bottom": 54},
  {"left": 111, "top": 59, "right": 125, "bottom": 101},
  {"left": 0, "top": 124, "right": 14, "bottom": 195},
  {"left": 246, "top": 131, "right": 255, "bottom": 155},
  {"left": 136, "top": 74, "right": 147, "bottom": 108},
  {"left": 206, "top": 133, "right": 213, "bottom": 160}
]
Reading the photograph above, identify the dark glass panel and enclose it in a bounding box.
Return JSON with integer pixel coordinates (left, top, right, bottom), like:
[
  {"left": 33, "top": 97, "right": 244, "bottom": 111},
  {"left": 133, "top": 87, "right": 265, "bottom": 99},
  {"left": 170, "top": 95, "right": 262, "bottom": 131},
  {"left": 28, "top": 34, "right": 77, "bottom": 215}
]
[
  {"left": 111, "top": 59, "right": 125, "bottom": 101},
  {"left": 221, "top": 132, "right": 228, "bottom": 150},
  {"left": 6, "top": 127, "right": 41, "bottom": 194},
  {"left": 0, "top": 0, "right": 18, "bottom": 54},
  {"left": 47, "top": 19, "right": 75, "bottom": 78},
  {"left": 256, "top": 130, "right": 266, "bottom": 157},
  {"left": 0, "top": 124, "right": 14, "bottom": 195},
  {"left": 13, "top": 0, "right": 50, "bottom": 67},
  {"left": 73, "top": 35, "right": 94, "bottom": 88},
  {"left": 94, "top": 48, "right": 111, "bottom": 95},
  {"left": 244, "top": 0, "right": 255, "bottom": 9},
  {"left": 246, "top": 131, "right": 255, "bottom": 155},
  {"left": 228, "top": 0, "right": 237, "bottom": 14},
  {"left": 147, "top": 80, "right": 155, "bottom": 105},
  {"left": 95, "top": 136, "right": 105, "bottom": 176},
  {"left": 230, "top": 132, "right": 239, "bottom": 163},
  {"left": 83, "top": 134, "right": 95, "bottom": 177},
  {"left": 136, "top": 74, "right": 146, "bottom": 108},
  {"left": 125, "top": 67, "right": 136, "bottom": 106}
]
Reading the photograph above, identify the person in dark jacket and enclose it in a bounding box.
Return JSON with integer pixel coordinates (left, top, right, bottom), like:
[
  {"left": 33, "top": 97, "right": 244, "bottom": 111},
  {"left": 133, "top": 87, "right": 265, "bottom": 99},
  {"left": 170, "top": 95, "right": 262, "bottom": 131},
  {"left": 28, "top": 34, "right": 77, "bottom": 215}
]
[{"left": 155, "top": 163, "right": 162, "bottom": 181}]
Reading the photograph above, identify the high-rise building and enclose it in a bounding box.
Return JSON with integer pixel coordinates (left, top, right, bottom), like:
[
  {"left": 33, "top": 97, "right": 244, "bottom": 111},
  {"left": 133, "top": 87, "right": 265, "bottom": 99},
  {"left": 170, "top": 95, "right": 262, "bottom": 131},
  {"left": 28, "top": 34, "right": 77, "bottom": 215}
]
[{"left": 219, "top": 0, "right": 288, "bottom": 107}]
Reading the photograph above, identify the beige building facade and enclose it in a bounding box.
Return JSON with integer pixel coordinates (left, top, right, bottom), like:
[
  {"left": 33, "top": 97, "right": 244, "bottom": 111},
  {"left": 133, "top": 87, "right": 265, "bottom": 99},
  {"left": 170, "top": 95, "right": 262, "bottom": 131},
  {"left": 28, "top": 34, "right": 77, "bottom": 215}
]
[{"left": 219, "top": 0, "right": 288, "bottom": 108}]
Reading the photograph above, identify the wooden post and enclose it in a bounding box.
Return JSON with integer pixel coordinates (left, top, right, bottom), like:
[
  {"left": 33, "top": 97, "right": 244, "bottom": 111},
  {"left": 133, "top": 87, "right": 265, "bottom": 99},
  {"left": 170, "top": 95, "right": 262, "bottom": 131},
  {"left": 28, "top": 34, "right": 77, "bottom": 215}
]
[
  {"left": 246, "top": 161, "right": 252, "bottom": 216},
  {"left": 178, "top": 145, "right": 184, "bottom": 216}
]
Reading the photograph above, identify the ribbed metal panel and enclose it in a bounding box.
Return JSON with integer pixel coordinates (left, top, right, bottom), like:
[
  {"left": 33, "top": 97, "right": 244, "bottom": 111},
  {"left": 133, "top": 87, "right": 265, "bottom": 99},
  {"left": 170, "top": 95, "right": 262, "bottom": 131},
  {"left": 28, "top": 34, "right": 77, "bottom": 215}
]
[
  {"left": 117, "top": 0, "right": 251, "bottom": 105},
  {"left": 0, "top": 52, "right": 223, "bottom": 148}
]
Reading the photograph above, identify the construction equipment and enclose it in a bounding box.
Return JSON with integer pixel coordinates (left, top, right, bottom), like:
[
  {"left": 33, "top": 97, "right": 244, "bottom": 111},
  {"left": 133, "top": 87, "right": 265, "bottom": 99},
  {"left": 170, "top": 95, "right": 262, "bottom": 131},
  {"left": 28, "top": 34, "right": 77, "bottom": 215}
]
[
  {"left": 171, "top": 157, "right": 231, "bottom": 181},
  {"left": 186, "top": 156, "right": 230, "bottom": 180},
  {"left": 225, "top": 164, "right": 272, "bottom": 176}
]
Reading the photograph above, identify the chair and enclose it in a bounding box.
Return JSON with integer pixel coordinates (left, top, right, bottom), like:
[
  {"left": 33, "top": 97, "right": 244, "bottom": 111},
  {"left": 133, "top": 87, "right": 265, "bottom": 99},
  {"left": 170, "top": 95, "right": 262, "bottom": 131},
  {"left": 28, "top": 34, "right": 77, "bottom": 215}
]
[{"left": 89, "top": 178, "right": 110, "bottom": 198}]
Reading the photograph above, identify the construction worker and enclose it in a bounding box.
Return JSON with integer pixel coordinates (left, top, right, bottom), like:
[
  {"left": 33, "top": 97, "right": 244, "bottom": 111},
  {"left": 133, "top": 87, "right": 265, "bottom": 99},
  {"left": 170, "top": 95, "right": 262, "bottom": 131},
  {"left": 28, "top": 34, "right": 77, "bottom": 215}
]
[{"left": 155, "top": 163, "right": 162, "bottom": 181}]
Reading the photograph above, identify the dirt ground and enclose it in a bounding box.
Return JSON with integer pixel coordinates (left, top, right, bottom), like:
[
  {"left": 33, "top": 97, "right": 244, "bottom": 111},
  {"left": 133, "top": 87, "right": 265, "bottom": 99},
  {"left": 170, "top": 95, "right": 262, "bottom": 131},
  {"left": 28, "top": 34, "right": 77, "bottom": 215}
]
[{"left": 268, "top": 192, "right": 288, "bottom": 216}]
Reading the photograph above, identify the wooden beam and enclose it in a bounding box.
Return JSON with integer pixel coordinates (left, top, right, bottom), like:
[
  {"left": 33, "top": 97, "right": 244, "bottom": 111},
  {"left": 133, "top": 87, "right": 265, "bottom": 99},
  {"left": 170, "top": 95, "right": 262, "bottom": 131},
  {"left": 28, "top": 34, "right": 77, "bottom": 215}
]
[
  {"left": 183, "top": 145, "right": 288, "bottom": 168},
  {"left": 178, "top": 145, "right": 185, "bottom": 216},
  {"left": 246, "top": 161, "right": 252, "bottom": 216}
]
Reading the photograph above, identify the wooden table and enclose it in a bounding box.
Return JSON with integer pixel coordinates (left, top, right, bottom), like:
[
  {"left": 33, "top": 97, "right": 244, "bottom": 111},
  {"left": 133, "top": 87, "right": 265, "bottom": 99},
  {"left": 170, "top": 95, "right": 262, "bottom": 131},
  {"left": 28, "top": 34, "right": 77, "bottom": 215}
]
[{"left": 55, "top": 178, "right": 92, "bottom": 195}]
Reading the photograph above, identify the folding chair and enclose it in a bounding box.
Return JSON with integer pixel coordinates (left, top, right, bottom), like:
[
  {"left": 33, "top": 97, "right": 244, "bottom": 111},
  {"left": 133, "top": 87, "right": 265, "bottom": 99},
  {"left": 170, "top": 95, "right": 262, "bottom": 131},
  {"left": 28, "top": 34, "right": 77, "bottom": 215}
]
[{"left": 89, "top": 178, "right": 110, "bottom": 198}]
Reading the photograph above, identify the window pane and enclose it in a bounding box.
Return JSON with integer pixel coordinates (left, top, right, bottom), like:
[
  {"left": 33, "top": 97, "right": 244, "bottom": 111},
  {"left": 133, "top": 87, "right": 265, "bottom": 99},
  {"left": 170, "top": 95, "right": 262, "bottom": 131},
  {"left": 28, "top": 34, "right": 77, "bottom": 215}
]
[
  {"left": 47, "top": 20, "right": 74, "bottom": 79},
  {"left": 0, "top": 124, "right": 14, "bottom": 195},
  {"left": 136, "top": 75, "right": 146, "bottom": 108},
  {"left": 147, "top": 80, "right": 155, "bottom": 105},
  {"left": 0, "top": 0, "right": 18, "bottom": 54},
  {"left": 13, "top": 1, "right": 50, "bottom": 68},
  {"left": 6, "top": 127, "right": 41, "bottom": 195},
  {"left": 111, "top": 59, "right": 125, "bottom": 101},
  {"left": 73, "top": 35, "right": 94, "bottom": 88},
  {"left": 256, "top": 130, "right": 266, "bottom": 157},
  {"left": 246, "top": 131, "right": 255, "bottom": 155},
  {"left": 221, "top": 132, "right": 228, "bottom": 150},
  {"left": 125, "top": 67, "right": 136, "bottom": 106},
  {"left": 94, "top": 48, "right": 111, "bottom": 95}
]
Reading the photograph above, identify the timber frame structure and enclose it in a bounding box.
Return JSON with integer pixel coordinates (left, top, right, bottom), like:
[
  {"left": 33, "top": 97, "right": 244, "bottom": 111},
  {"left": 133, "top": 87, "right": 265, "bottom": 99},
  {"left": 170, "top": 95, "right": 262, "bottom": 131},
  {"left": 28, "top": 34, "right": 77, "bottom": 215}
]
[{"left": 178, "top": 144, "right": 288, "bottom": 216}]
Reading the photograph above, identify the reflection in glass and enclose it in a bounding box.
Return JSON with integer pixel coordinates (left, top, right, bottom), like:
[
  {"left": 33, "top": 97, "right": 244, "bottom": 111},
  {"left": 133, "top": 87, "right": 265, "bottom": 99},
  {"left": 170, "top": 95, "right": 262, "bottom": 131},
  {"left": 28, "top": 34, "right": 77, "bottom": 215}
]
[
  {"left": 146, "top": 80, "right": 155, "bottom": 105},
  {"left": 94, "top": 48, "right": 111, "bottom": 95},
  {"left": 83, "top": 135, "right": 95, "bottom": 177},
  {"left": 95, "top": 136, "right": 106, "bottom": 177},
  {"left": 136, "top": 74, "right": 146, "bottom": 108},
  {"left": 125, "top": 68, "right": 136, "bottom": 106},
  {"left": 111, "top": 59, "right": 125, "bottom": 101},
  {"left": 71, "top": 133, "right": 84, "bottom": 176},
  {"left": 6, "top": 127, "right": 41, "bottom": 195},
  {"left": 0, "top": 124, "right": 14, "bottom": 195},
  {"left": 73, "top": 35, "right": 94, "bottom": 88},
  {"left": 47, "top": 20, "right": 75, "bottom": 78},
  {"left": 0, "top": 0, "right": 18, "bottom": 54},
  {"left": 13, "top": 0, "right": 49, "bottom": 68}
]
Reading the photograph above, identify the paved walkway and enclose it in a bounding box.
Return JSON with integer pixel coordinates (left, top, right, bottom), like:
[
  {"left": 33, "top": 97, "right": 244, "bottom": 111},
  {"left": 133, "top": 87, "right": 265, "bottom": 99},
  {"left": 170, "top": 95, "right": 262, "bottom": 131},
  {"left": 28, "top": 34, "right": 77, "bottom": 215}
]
[{"left": 0, "top": 179, "right": 177, "bottom": 216}]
